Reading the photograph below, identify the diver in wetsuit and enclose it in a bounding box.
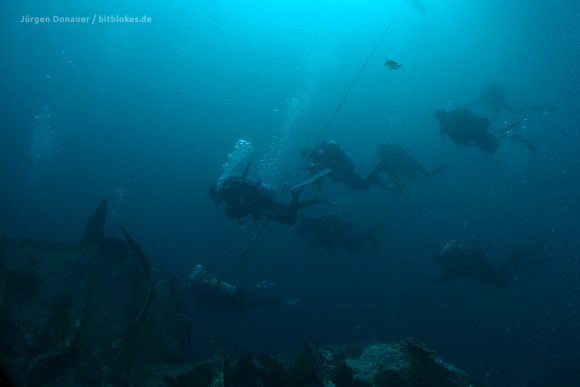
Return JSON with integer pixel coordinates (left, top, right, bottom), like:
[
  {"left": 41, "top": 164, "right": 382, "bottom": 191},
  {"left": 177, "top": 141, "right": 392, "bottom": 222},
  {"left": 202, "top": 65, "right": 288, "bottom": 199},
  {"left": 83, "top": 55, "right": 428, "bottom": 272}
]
[
  {"left": 300, "top": 141, "right": 393, "bottom": 192},
  {"left": 188, "top": 265, "right": 297, "bottom": 313},
  {"left": 377, "top": 143, "right": 449, "bottom": 193},
  {"left": 434, "top": 107, "right": 539, "bottom": 156},
  {"left": 436, "top": 240, "right": 551, "bottom": 287},
  {"left": 209, "top": 162, "right": 329, "bottom": 226},
  {"left": 433, "top": 107, "right": 500, "bottom": 154},
  {"left": 298, "top": 214, "right": 385, "bottom": 255}
]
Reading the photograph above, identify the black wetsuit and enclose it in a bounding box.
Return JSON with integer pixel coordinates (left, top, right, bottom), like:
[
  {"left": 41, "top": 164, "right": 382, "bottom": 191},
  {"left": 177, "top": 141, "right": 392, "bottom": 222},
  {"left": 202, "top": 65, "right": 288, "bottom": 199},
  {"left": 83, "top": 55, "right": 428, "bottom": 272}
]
[
  {"left": 214, "top": 177, "right": 321, "bottom": 225},
  {"left": 434, "top": 107, "right": 500, "bottom": 154}
]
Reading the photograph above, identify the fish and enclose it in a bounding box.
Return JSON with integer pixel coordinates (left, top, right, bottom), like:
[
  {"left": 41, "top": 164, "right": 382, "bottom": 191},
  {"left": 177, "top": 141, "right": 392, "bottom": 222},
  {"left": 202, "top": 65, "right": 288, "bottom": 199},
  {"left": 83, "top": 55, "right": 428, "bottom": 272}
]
[{"left": 384, "top": 60, "right": 403, "bottom": 70}]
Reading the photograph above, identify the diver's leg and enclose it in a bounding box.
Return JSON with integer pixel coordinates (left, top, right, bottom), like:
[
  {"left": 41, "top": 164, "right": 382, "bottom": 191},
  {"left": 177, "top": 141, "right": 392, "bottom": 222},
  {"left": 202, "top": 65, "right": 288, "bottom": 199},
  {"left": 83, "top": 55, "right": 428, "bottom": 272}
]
[{"left": 267, "top": 194, "right": 322, "bottom": 225}]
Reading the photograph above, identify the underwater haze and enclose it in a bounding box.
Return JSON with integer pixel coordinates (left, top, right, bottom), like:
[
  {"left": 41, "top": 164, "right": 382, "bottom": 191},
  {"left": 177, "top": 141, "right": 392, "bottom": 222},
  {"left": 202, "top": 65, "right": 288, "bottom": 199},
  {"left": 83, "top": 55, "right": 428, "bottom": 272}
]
[{"left": 1, "top": 0, "right": 580, "bottom": 385}]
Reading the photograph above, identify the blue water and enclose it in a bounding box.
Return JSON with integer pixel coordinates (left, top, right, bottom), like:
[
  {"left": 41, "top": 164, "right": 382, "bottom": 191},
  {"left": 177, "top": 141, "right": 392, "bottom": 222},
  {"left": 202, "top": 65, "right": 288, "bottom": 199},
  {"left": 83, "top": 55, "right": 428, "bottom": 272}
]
[{"left": 1, "top": 1, "right": 579, "bottom": 385}]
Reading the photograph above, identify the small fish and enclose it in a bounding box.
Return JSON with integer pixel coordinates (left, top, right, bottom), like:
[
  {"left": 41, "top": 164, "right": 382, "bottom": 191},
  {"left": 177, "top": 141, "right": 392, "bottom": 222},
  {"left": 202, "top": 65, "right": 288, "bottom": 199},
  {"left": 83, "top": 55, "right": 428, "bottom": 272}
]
[{"left": 384, "top": 60, "right": 403, "bottom": 70}]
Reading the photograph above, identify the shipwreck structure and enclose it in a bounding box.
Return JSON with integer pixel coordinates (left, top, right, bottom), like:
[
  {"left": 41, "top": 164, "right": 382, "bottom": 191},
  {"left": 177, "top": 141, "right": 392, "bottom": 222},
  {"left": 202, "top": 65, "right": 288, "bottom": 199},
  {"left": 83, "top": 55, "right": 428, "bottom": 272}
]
[{"left": 0, "top": 200, "right": 479, "bottom": 386}]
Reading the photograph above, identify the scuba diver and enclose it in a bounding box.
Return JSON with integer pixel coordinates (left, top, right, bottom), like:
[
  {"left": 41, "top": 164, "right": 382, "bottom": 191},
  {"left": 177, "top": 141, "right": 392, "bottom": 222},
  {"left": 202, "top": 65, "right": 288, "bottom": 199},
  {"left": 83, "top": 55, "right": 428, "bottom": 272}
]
[
  {"left": 300, "top": 140, "right": 394, "bottom": 192},
  {"left": 434, "top": 107, "right": 539, "bottom": 156},
  {"left": 188, "top": 265, "right": 298, "bottom": 314},
  {"left": 433, "top": 107, "right": 500, "bottom": 154},
  {"left": 377, "top": 143, "right": 449, "bottom": 193},
  {"left": 209, "top": 162, "right": 330, "bottom": 226},
  {"left": 436, "top": 240, "right": 551, "bottom": 287},
  {"left": 469, "top": 82, "right": 556, "bottom": 115},
  {"left": 297, "top": 214, "right": 385, "bottom": 255}
]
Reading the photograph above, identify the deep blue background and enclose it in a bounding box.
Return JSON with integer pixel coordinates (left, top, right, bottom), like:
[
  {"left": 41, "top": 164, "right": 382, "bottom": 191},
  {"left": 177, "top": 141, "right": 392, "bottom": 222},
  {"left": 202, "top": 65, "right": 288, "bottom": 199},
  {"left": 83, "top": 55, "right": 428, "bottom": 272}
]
[{"left": 1, "top": 1, "right": 579, "bottom": 385}]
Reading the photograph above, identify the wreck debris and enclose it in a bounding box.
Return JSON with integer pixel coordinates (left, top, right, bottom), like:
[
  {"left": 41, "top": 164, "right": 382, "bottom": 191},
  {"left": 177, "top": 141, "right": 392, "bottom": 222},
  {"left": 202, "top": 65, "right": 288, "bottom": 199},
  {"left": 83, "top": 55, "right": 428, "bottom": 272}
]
[
  {"left": 82, "top": 199, "right": 108, "bottom": 246},
  {"left": 22, "top": 311, "right": 81, "bottom": 387},
  {"left": 118, "top": 222, "right": 152, "bottom": 276},
  {"left": 0, "top": 201, "right": 478, "bottom": 386}
]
